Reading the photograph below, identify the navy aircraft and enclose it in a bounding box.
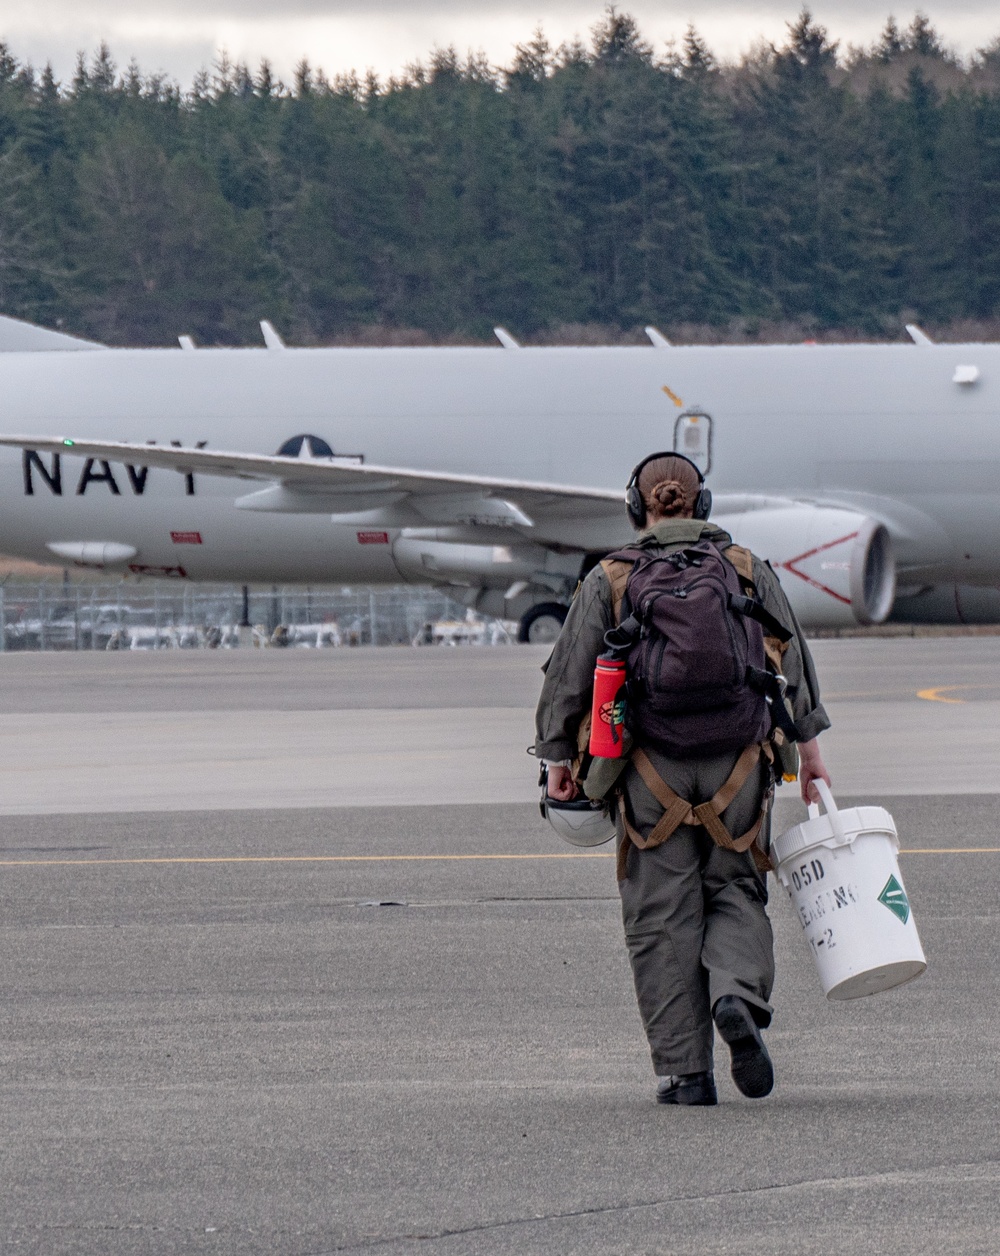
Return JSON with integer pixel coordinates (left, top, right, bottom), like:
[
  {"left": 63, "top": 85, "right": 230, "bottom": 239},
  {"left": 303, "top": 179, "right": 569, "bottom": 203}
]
[{"left": 0, "top": 313, "right": 992, "bottom": 641}]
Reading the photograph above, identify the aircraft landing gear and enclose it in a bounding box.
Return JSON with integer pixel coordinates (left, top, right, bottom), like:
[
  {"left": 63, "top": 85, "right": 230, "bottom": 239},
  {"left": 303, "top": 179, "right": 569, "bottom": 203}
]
[{"left": 518, "top": 602, "right": 568, "bottom": 644}]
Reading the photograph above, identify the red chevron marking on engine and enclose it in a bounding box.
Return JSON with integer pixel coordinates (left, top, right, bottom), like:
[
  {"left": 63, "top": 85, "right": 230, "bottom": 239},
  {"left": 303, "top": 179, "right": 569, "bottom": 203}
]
[{"left": 779, "top": 531, "right": 859, "bottom": 606}]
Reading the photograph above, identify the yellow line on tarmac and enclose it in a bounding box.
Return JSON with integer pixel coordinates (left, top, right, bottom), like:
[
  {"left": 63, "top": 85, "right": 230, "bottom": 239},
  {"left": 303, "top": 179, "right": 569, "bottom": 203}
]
[
  {"left": 917, "top": 685, "right": 971, "bottom": 704},
  {"left": 0, "top": 851, "right": 617, "bottom": 868},
  {"left": 899, "top": 848, "right": 1000, "bottom": 854},
  {"left": 0, "top": 849, "right": 998, "bottom": 868}
]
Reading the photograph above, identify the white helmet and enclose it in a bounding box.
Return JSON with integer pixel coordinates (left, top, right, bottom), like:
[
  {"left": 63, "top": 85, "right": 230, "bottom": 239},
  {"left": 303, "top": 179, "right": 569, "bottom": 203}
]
[{"left": 542, "top": 795, "right": 616, "bottom": 847}]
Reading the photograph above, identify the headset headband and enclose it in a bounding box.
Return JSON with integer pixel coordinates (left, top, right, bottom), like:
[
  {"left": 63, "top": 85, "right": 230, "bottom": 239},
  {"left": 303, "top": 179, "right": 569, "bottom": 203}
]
[{"left": 625, "top": 451, "right": 711, "bottom": 528}]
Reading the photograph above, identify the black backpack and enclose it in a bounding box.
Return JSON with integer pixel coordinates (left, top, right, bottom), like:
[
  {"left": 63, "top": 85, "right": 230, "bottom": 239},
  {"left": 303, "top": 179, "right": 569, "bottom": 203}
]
[{"left": 602, "top": 540, "right": 796, "bottom": 758}]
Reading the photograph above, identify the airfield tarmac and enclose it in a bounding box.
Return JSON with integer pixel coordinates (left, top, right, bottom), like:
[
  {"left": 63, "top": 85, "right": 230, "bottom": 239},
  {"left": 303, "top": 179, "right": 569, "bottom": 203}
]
[{"left": 1, "top": 639, "right": 998, "bottom": 1254}]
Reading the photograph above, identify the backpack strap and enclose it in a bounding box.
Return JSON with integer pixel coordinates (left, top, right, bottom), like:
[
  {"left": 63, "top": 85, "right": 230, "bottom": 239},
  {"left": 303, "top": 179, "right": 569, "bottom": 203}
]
[
  {"left": 725, "top": 544, "right": 791, "bottom": 673},
  {"left": 763, "top": 635, "right": 789, "bottom": 673},
  {"left": 729, "top": 593, "right": 793, "bottom": 644},
  {"left": 615, "top": 744, "right": 775, "bottom": 880},
  {"left": 724, "top": 544, "right": 754, "bottom": 585},
  {"left": 600, "top": 557, "right": 633, "bottom": 626},
  {"left": 571, "top": 709, "right": 593, "bottom": 787},
  {"left": 571, "top": 557, "right": 633, "bottom": 790}
]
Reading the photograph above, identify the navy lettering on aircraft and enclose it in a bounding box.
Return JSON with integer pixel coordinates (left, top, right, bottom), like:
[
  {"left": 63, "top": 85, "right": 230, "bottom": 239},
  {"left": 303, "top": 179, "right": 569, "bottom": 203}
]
[
  {"left": 23, "top": 440, "right": 209, "bottom": 497},
  {"left": 77, "top": 458, "right": 121, "bottom": 495},
  {"left": 170, "top": 440, "right": 208, "bottom": 495},
  {"left": 125, "top": 464, "right": 149, "bottom": 494},
  {"left": 23, "top": 450, "right": 62, "bottom": 495}
]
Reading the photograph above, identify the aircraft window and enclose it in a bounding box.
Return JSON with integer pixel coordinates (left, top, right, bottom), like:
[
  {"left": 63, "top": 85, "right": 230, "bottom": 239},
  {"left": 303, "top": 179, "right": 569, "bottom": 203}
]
[{"left": 674, "top": 412, "right": 712, "bottom": 473}]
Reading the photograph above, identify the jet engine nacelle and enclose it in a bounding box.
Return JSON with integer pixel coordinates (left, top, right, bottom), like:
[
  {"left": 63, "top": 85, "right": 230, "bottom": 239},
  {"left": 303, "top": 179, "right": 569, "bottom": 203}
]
[
  {"left": 715, "top": 506, "right": 896, "bottom": 628},
  {"left": 890, "top": 584, "right": 1000, "bottom": 625},
  {"left": 391, "top": 535, "right": 548, "bottom": 586}
]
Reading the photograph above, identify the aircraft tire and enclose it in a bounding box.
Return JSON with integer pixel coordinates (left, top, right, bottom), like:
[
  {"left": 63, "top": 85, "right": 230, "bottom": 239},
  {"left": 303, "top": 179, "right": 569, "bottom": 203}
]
[{"left": 518, "top": 602, "right": 568, "bottom": 644}]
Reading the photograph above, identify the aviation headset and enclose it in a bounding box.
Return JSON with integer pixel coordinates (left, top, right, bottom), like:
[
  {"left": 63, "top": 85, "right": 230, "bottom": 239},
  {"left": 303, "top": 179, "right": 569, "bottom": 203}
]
[{"left": 624, "top": 451, "right": 712, "bottom": 529}]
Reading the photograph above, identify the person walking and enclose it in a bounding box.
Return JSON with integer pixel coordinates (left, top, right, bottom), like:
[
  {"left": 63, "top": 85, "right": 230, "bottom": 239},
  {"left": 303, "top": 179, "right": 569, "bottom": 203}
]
[{"left": 535, "top": 451, "right": 831, "bottom": 1105}]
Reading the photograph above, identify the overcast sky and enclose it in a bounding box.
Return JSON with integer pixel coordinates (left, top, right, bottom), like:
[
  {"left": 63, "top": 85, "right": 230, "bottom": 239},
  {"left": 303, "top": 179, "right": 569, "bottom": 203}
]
[{"left": 3, "top": 2, "right": 1000, "bottom": 88}]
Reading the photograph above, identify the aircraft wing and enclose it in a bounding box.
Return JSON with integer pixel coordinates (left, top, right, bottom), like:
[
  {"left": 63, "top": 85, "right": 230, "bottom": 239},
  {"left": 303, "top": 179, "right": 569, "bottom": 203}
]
[
  {"left": 0, "top": 436, "right": 624, "bottom": 535},
  {"left": 0, "top": 316, "right": 104, "bottom": 351}
]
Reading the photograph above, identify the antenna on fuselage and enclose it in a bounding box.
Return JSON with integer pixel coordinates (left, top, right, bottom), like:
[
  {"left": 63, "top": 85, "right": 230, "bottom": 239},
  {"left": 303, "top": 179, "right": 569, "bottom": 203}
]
[
  {"left": 260, "top": 320, "right": 286, "bottom": 350},
  {"left": 905, "top": 324, "right": 934, "bottom": 346},
  {"left": 178, "top": 335, "right": 196, "bottom": 350},
  {"left": 645, "top": 326, "right": 672, "bottom": 347},
  {"left": 494, "top": 327, "right": 521, "bottom": 349}
]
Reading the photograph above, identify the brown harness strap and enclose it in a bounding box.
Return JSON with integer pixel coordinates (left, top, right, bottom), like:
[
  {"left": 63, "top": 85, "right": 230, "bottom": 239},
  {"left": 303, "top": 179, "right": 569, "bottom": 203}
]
[
  {"left": 692, "top": 800, "right": 763, "bottom": 853},
  {"left": 615, "top": 820, "right": 631, "bottom": 882},
  {"left": 724, "top": 545, "right": 789, "bottom": 672},
  {"left": 763, "top": 636, "right": 788, "bottom": 674},
  {"left": 705, "top": 742, "right": 762, "bottom": 814},
  {"left": 600, "top": 557, "right": 633, "bottom": 624},
  {"left": 724, "top": 544, "right": 754, "bottom": 584},
  {"left": 615, "top": 744, "right": 774, "bottom": 877},
  {"left": 619, "top": 780, "right": 692, "bottom": 852},
  {"left": 603, "top": 543, "right": 779, "bottom": 878},
  {"left": 690, "top": 744, "right": 767, "bottom": 851},
  {"left": 631, "top": 751, "right": 697, "bottom": 834},
  {"left": 751, "top": 843, "right": 774, "bottom": 875}
]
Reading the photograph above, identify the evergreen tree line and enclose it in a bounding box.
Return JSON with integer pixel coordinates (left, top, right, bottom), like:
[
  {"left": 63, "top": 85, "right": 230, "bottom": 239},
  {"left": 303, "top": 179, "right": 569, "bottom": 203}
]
[{"left": 0, "top": 9, "right": 998, "bottom": 346}]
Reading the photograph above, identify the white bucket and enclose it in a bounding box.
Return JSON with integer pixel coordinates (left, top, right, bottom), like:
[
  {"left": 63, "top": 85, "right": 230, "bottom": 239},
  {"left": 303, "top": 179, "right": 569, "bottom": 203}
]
[{"left": 771, "top": 781, "right": 927, "bottom": 1000}]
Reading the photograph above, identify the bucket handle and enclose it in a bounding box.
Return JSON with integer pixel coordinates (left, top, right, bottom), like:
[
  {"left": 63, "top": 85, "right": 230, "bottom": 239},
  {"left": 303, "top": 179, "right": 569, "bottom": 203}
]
[{"left": 806, "top": 778, "right": 847, "bottom": 843}]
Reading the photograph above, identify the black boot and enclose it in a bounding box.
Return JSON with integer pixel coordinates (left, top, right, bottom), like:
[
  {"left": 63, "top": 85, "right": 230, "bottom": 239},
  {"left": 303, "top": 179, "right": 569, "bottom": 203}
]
[
  {"left": 712, "top": 995, "right": 774, "bottom": 1099},
  {"left": 656, "top": 1071, "right": 718, "bottom": 1106}
]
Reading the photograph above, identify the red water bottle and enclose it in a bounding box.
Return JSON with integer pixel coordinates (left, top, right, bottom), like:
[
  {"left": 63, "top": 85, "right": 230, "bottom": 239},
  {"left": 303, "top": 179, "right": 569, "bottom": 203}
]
[{"left": 589, "top": 655, "right": 627, "bottom": 758}]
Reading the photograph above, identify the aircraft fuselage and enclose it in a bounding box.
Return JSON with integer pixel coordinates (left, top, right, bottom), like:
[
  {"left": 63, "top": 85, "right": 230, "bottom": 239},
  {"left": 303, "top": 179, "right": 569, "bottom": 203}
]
[{"left": 0, "top": 342, "right": 992, "bottom": 586}]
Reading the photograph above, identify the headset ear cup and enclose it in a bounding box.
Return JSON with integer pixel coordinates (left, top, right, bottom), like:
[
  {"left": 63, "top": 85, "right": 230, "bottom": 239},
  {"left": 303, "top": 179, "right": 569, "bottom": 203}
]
[
  {"left": 626, "top": 485, "right": 645, "bottom": 528},
  {"left": 625, "top": 451, "right": 708, "bottom": 527}
]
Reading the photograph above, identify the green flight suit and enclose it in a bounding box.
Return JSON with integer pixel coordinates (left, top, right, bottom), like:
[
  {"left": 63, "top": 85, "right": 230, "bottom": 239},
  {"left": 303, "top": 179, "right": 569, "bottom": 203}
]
[{"left": 534, "top": 519, "right": 830, "bottom": 1077}]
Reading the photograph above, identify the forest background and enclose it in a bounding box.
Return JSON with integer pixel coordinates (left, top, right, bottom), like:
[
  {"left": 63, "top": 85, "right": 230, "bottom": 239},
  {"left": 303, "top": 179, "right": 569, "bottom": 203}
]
[{"left": 0, "top": 8, "right": 998, "bottom": 348}]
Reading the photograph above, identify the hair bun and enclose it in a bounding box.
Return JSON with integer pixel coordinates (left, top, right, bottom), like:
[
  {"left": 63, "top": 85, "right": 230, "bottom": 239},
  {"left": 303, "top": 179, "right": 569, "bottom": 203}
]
[
  {"left": 649, "top": 479, "right": 688, "bottom": 517},
  {"left": 633, "top": 453, "right": 701, "bottom": 523}
]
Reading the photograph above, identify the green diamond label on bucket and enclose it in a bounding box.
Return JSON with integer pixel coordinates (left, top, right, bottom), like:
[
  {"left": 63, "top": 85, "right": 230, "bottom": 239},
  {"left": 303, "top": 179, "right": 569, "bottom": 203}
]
[{"left": 877, "top": 875, "right": 910, "bottom": 925}]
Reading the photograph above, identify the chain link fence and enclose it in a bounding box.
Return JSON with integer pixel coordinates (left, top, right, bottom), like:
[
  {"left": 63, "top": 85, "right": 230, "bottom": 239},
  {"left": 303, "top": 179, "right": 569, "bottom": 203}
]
[{"left": 0, "top": 582, "right": 520, "bottom": 651}]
